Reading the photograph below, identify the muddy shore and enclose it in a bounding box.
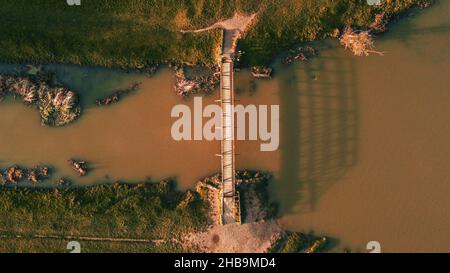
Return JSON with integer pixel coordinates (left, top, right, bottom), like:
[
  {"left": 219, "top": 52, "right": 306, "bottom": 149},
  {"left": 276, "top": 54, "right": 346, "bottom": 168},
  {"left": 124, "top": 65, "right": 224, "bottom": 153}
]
[
  {"left": 0, "top": 169, "right": 329, "bottom": 253},
  {"left": 190, "top": 171, "right": 329, "bottom": 253}
]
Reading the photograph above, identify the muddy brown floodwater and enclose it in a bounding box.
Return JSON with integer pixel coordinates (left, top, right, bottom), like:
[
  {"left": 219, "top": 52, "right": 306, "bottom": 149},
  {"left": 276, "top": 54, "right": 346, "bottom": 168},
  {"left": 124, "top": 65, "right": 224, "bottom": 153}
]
[
  {"left": 0, "top": 68, "right": 220, "bottom": 186},
  {"left": 0, "top": 1, "right": 448, "bottom": 252},
  {"left": 270, "top": 1, "right": 450, "bottom": 252}
]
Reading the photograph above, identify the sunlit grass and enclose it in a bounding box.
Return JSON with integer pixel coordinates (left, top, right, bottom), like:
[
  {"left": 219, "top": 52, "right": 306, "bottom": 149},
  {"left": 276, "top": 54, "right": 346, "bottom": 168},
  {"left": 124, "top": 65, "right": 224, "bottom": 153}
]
[
  {"left": 0, "top": 0, "right": 426, "bottom": 67},
  {"left": 0, "top": 181, "right": 207, "bottom": 252}
]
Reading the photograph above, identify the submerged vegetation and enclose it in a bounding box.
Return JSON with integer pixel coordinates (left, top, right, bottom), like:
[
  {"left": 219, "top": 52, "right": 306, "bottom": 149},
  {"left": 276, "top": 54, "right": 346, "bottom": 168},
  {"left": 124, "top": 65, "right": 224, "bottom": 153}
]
[
  {"left": 0, "top": 0, "right": 433, "bottom": 68},
  {"left": 0, "top": 74, "right": 81, "bottom": 127},
  {"left": 68, "top": 159, "right": 89, "bottom": 177},
  {"left": 339, "top": 27, "right": 384, "bottom": 56},
  {"left": 38, "top": 86, "right": 80, "bottom": 126},
  {"left": 268, "top": 231, "right": 328, "bottom": 253},
  {"left": 174, "top": 66, "right": 220, "bottom": 97},
  {"left": 1, "top": 165, "right": 51, "bottom": 187},
  {"left": 95, "top": 82, "right": 141, "bottom": 106}
]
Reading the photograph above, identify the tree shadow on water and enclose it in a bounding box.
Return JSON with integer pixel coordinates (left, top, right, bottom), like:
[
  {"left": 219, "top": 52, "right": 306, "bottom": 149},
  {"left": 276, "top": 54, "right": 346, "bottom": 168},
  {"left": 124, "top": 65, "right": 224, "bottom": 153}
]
[{"left": 275, "top": 44, "right": 359, "bottom": 214}]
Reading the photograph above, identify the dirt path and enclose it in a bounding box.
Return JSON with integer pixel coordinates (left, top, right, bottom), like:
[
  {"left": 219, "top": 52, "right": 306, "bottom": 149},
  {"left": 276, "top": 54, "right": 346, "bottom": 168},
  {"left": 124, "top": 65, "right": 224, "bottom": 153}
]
[
  {"left": 180, "top": 13, "right": 257, "bottom": 33},
  {"left": 186, "top": 220, "right": 282, "bottom": 253},
  {"left": 181, "top": 13, "right": 257, "bottom": 57}
]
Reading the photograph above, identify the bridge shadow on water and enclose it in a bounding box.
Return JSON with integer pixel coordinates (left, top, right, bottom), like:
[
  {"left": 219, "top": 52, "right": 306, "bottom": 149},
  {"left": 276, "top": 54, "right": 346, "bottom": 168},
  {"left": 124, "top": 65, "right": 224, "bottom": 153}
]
[{"left": 274, "top": 42, "right": 359, "bottom": 214}]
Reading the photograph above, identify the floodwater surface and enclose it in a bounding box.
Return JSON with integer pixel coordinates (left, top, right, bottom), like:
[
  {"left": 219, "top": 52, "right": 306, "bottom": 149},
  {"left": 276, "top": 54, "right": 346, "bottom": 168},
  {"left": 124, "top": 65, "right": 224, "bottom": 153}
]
[{"left": 271, "top": 1, "right": 450, "bottom": 252}]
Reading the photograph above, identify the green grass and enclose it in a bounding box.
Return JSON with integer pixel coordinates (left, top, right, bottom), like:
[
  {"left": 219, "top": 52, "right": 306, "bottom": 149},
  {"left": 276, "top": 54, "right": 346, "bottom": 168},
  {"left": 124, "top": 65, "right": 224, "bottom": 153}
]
[
  {"left": 0, "top": 0, "right": 226, "bottom": 67},
  {"left": 267, "top": 231, "right": 327, "bottom": 253},
  {"left": 0, "top": 238, "right": 183, "bottom": 253},
  {"left": 0, "top": 181, "right": 208, "bottom": 253},
  {"left": 0, "top": 0, "right": 429, "bottom": 67},
  {"left": 238, "top": 0, "right": 432, "bottom": 65}
]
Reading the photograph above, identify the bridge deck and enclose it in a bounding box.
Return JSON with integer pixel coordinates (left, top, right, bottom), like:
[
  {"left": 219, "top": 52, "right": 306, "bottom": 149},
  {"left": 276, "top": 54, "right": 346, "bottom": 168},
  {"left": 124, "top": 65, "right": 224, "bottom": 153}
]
[
  {"left": 220, "top": 56, "right": 235, "bottom": 199},
  {"left": 220, "top": 55, "right": 239, "bottom": 225}
]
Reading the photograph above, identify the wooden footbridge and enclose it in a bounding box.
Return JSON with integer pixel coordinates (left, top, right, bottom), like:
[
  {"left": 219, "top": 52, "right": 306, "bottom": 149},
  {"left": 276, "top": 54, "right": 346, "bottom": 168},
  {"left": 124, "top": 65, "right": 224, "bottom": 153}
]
[
  {"left": 219, "top": 51, "right": 240, "bottom": 225},
  {"left": 181, "top": 13, "right": 257, "bottom": 225},
  {"left": 220, "top": 55, "right": 235, "bottom": 199}
]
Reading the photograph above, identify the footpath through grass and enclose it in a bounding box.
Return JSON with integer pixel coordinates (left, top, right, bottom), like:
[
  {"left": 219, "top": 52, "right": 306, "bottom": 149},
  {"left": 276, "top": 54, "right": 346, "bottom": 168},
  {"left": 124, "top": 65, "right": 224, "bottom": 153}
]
[{"left": 0, "top": 0, "right": 430, "bottom": 67}]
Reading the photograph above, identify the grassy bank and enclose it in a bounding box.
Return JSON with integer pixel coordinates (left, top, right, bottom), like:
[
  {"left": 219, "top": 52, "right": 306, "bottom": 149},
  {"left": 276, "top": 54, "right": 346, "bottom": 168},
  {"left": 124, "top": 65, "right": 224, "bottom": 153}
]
[
  {"left": 0, "top": 181, "right": 208, "bottom": 252},
  {"left": 0, "top": 238, "right": 182, "bottom": 253},
  {"left": 0, "top": 0, "right": 430, "bottom": 67},
  {"left": 267, "top": 231, "right": 328, "bottom": 253},
  {"left": 0, "top": 173, "right": 332, "bottom": 253}
]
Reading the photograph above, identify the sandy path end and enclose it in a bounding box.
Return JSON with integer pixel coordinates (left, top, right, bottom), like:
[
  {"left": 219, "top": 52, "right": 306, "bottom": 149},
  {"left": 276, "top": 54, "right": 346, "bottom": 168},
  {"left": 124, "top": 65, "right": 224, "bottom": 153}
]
[{"left": 180, "top": 13, "right": 257, "bottom": 57}]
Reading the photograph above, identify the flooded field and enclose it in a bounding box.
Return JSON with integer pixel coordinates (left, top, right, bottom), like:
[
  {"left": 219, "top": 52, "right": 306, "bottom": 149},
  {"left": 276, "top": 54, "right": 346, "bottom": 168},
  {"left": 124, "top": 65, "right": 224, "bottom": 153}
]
[
  {"left": 0, "top": 1, "right": 448, "bottom": 252},
  {"left": 271, "top": 1, "right": 450, "bottom": 252},
  {"left": 0, "top": 68, "right": 219, "bottom": 186}
]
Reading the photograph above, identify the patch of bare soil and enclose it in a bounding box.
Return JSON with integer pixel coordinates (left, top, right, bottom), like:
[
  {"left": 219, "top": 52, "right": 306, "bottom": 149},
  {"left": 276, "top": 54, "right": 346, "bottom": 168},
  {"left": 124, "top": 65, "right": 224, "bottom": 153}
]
[
  {"left": 180, "top": 13, "right": 258, "bottom": 57},
  {"left": 186, "top": 220, "right": 283, "bottom": 253},
  {"left": 187, "top": 172, "right": 283, "bottom": 253},
  {"left": 181, "top": 13, "right": 257, "bottom": 33}
]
